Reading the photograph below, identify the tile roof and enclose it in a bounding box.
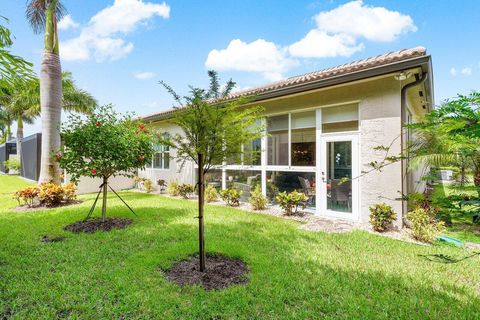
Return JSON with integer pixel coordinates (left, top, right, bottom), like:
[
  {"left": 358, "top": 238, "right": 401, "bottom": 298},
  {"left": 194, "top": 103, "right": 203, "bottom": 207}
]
[{"left": 143, "top": 46, "right": 427, "bottom": 122}]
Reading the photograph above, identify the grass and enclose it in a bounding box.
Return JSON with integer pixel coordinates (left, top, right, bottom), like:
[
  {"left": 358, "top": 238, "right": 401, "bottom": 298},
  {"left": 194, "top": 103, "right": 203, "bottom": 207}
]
[
  {"left": 1, "top": 175, "right": 480, "bottom": 319},
  {"left": 432, "top": 182, "right": 480, "bottom": 244}
]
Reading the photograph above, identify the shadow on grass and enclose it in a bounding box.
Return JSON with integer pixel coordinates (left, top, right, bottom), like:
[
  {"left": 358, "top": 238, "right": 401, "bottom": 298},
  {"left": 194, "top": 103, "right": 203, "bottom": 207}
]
[{"left": 420, "top": 251, "right": 480, "bottom": 264}]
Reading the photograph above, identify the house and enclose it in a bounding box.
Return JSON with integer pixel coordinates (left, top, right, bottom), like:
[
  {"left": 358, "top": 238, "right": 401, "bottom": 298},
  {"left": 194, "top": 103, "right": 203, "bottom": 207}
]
[{"left": 140, "top": 47, "right": 434, "bottom": 227}]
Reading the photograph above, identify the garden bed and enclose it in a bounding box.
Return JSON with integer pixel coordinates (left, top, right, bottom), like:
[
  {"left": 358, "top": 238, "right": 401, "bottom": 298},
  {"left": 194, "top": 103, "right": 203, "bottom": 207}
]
[
  {"left": 64, "top": 217, "right": 132, "bottom": 234},
  {"left": 13, "top": 200, "right": 82, "bottom": 212},
  {"left": 163, "top": 254, "right": 249, "bottom": 290}
]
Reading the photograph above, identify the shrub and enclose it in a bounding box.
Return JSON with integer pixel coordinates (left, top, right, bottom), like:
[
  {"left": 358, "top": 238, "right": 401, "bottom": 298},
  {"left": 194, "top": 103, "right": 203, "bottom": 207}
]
[
  {"left": 266, "top": 181, "right": 279, "bottom": 201},
  {"left": 63, "top": 183, "right": 77, "bottom": 202},
  {"left": 13, "top": 186, "right": 40, "bottom": 207},
  {"left": 220, "top": 188, "right": 242, "bottom": 206},
  {"left": 249, "top": 185, "right": 267, "bottom": 210},
  {"left": 143, "top": 179, "right": 154, "bottom": 193},
  {"left": 276, "top": 190, "right": 308, "bottom": 215},
  {"left": 205, "top": 185, "right": 218, "bottom": 203},
  {"left": 4, "top": 159, "right": 20, "bottom": 173},
  {"left": 407, "top": 207, "right": 446, "bottom": 243},
  {"left": 167, "top": 181, "right": 180, "bottom": 196},
  {"left": 369, "top": 203, "right": 396, "bottom": 232},
  {"left": 38, "top": 183, "right": 66, "bottom": 207},
  {"left": 178, "top": 184, "right": 194, "bottom": 199},
  {"left": 13, "top": 184, "right": 77, "bottom": 207}
]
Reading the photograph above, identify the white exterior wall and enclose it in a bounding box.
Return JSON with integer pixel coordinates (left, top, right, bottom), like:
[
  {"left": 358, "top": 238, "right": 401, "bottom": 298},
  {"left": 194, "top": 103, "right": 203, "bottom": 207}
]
[
  {"left": 138, "top": 122, "right": 195, "bottom": 191},
  {"left": 65, "top": 174, "right": 135, "bottom": 195}
]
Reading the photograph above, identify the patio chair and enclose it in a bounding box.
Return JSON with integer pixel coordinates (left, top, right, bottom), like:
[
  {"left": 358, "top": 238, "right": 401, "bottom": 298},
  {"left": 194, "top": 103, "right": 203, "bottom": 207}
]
[
  {"left": 298, "top": 176, "right": 315, "bottom": 205},
  {"left": 331, "top": 179, "right": 351, "bottom": 209}
]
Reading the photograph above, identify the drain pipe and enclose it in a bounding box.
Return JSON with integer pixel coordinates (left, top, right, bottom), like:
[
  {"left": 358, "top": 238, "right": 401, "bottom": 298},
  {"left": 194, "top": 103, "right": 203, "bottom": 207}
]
[{"left": 400, "top": 71, "right": 428, "bottom": 224}]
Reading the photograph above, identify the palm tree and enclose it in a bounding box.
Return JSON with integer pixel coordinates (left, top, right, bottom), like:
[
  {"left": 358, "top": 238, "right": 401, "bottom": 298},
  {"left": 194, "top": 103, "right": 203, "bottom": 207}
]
[
  {"left": 0, "top": 106, "right": 13, "bottom": 143},
  {"left": 26, "top": 0, "right": 66, "bottom": 184},
  {"left": 0, "top": 73, "right": 97, "bottom": 175}
]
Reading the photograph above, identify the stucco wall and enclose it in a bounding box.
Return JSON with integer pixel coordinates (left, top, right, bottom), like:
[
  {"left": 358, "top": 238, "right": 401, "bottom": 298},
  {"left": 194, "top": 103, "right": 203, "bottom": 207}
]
[
  {"left": 65, "top": 173, "right": 135, "bottom": 195},
  {"left": 257, "top": 76, "right": 403, "bottom": 226},
  {"left": 138, "top": 122, "right": 195, "bottom": 191}
]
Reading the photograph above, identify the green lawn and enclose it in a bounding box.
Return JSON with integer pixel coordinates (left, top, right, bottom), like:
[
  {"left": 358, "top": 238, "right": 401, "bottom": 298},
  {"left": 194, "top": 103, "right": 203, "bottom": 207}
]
[
  {"left": 432, "top": 182, "right": 480, "bottom": 244},
  {"left": 1, "top": 175, "right": 480, "bottom": 319}
]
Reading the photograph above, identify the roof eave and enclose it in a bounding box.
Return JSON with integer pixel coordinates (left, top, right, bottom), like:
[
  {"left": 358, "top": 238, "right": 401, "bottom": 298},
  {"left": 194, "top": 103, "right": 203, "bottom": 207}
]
[{"left": 144, "top": 55, "right": 432, "bottom": 123}]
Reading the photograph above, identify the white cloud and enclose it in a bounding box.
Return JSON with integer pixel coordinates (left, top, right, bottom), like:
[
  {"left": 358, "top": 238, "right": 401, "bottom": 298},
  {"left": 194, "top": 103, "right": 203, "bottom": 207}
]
[
  {"left": 58, "top": 14, "right": 79, "bottom": 30},
  {"left": 451, "top": 67, "right": 473, "bottom": 77},
  {"left": 461, "top": 67, "right": 472, "bottom": 76},
  {"left": 205, "top": 39, "right": 298, "bottom": 81},
  {"left": 288, "top": 30, "right": 364, "bottom": 58},
  {"left": 315, "top": 0, "right": 417, "bottom": 42},
  {"left": 134, "top": 71, "right": 156, "bottom": 80},
  {"left": 61, "top": 0, "right": 170, "bottom": 62},
  {"left": 205, "top": 1, "right": 416, "bottom": 80}
]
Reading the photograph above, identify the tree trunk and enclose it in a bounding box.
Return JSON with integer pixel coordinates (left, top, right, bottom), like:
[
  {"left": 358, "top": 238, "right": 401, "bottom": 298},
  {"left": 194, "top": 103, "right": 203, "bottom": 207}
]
[
  {"left": 7, "top": 123, "right": 12, "bottom": 141},
  {"left": 38, "top": 52, "right": 62, "bottom": 184},
  {"left": 16, "top": 115, "right": 23, "bottom": 176},
  {"left": 102, "top": 176, "right": 108, "bottom": 222},
  {"left": 198, "top": 153, "right": 206, "bottom": 272},
  {"left": 474, "top": 168, "right": 480, "bottom": 198}
]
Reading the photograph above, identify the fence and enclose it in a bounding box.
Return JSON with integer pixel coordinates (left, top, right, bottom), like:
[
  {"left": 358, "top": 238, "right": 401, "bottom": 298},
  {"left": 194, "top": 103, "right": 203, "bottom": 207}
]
[{"left": 0, "top": 140, "right": 17, "bottom": 173}]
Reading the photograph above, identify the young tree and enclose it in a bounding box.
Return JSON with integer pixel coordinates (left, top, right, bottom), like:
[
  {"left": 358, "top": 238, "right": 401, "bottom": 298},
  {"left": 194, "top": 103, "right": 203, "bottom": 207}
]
[
  {"left": 58, "top": 105, "right": 155, "bottom": 221},
  {"left": 26, "top": 0, "right": 66, "bottom": 184},
  {"left": 160, "top": 71, "right": 264, "bottom": 271}
]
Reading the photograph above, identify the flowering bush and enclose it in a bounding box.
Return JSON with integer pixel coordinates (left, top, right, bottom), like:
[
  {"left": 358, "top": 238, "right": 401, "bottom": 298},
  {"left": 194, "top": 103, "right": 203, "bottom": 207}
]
[{"left": 276, "top": 190, "right": 308, "bottom": 215}]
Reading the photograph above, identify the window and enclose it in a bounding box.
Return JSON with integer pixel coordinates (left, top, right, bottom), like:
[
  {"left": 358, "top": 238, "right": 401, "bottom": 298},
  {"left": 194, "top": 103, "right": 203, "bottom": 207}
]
[
  {"left": 153, "top": 144, "right": 170, "bottom": 169},
  {"left": 267, "top": 115, "right": 289, "bottom": 165},
  {"left": 291, "top": 111, "right": 316, "bottom": 166},
  {"left": 322, "top": 104, "right": 358, "bottom": 133}
]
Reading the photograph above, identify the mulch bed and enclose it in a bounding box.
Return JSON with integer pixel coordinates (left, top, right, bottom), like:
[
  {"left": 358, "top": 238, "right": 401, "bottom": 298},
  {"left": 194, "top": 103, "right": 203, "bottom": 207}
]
[
  {"left": 40, "top": 235, "right": 66, "bottom": 243},
  {"left": 163, "top": 254, "right": 249, "bottom": 290},
  {"left": 64, "top": 217, "right": 132, "bottom": 234},
  {"left": 14, "top": 200, "right": 82, "bottom": 213}
]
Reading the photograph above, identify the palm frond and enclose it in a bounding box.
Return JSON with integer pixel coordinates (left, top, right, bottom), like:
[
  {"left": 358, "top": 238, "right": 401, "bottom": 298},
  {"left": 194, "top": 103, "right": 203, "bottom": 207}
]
[{"left": 26, "top": 0, "right": 66, "bottom": 34}]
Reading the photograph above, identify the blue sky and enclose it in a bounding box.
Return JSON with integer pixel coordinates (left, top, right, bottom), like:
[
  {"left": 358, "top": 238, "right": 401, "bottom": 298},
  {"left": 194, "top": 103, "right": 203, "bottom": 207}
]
[{"left": 2, "top": 0, "right": 480, "bottom": 136}]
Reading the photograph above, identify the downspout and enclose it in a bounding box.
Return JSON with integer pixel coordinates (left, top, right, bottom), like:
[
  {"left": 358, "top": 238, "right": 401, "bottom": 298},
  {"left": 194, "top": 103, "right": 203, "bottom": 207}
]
[{"left": 400, "top": 71, "right": 428, "bottom": 224}]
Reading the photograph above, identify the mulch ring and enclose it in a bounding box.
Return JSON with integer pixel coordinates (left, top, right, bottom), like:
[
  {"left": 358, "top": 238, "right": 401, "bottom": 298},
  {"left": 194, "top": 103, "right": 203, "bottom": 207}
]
[
  {"left": 64, "top": 217, "right": 132, "bottom": 234},
  {"left": 163, "top": 253, "right": 249, "bottom": 290},
  {"left": 40, "top": 235, "right": 66, "bottom": 243}
]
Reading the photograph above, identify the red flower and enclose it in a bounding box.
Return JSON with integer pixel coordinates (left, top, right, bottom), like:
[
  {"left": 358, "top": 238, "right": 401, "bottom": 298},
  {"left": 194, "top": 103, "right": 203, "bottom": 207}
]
[
  {"left": 91, "top": 168, "right": 97, "bottom": 175},
  {"left": 139, "top": 155, "right": 145, "bottom": 161},
  {"left": 96, "top": 121, "right": 101, "bottom": 127}
]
